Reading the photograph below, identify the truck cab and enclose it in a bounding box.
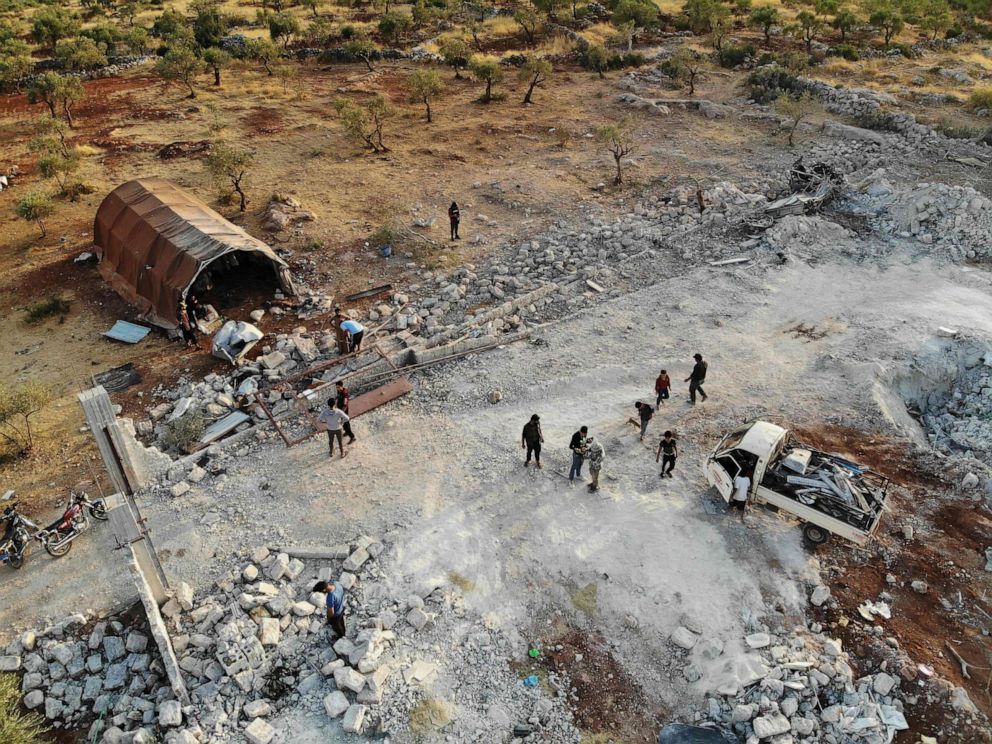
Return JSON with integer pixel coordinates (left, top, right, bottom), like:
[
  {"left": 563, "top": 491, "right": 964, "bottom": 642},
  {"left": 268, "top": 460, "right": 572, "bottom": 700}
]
[{"left": 704, "top": 421, "right": 890, "bottom": 546}]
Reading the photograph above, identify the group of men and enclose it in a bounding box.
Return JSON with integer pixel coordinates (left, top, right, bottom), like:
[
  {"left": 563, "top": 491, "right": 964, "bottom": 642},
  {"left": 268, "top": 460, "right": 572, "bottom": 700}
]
[{"left": 520, "top": 354, "right": 710, "bottom": 491}]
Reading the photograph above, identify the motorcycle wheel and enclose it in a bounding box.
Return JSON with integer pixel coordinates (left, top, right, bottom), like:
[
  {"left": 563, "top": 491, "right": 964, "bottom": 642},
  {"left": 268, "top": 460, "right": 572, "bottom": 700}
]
[
  {"left": 44, "top": 536, "right": 72, "bottom": 557},
  {"left": 88, "top": 501, "right": 109, "bottom": 521}
]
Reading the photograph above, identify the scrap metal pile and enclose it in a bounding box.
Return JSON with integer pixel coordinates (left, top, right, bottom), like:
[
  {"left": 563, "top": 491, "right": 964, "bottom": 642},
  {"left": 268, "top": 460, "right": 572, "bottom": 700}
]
[{"left": 764, "top": 445, "right": 888, "bottom": 531}]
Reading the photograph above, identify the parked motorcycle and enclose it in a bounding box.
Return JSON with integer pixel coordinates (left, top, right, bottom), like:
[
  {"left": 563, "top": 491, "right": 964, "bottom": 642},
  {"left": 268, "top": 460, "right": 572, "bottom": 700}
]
[
  {"left": 36, "top": 491, "right": 108, "bottom": 558},
  {"left": 0, "top": 494, "right": 39, "bottom": 569}
]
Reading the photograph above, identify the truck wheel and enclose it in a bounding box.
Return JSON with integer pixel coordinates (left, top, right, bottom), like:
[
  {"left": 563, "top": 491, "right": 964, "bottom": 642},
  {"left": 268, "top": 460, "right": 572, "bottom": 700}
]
[{"left": 802, "top": 523, "right": 830, "bottom": 546}]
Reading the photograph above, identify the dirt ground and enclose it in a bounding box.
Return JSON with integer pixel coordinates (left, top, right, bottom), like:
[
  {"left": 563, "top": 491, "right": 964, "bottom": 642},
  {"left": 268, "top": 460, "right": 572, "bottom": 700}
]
[{"left": 4, "top": 251, "right": 992, "bottom": 741}]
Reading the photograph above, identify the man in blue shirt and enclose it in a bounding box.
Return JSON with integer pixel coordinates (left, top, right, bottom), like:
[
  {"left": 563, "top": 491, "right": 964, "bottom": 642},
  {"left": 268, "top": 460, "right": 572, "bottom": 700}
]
[
  {"left": 312, "top": 580, "right": 346, "bottom": 639},
  {"left": 340, "top": 319, "right": 365, "bottom": 352}
]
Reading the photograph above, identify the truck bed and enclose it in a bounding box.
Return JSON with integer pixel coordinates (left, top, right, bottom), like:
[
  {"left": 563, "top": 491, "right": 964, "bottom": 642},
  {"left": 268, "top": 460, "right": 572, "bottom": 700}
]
[{"left": 761, "top": 444, "right": 889, "bottom": 535}]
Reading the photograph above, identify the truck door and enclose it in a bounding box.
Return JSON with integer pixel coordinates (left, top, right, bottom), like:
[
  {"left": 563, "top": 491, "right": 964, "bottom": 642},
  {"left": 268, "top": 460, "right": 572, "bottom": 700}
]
[{"left": 705, "top": 450, "right": 744, "bottom": 503}]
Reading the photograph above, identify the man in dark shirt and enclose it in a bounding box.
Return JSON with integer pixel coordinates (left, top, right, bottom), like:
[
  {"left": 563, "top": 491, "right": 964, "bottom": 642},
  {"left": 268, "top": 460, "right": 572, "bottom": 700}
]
[
  {"left": 312, "top": 580, "right": 347, "bottom": 639},
  {"left": 656, "top": 430, "right": 678, "bottom": 478},
  {"left": 568, "top": 426, "right": 588, "bottom": 481},
  {"left": 631, "top": 401, "right": 654, "bottom": 440},
  {"left": 685, "top": 353, "right": 708, "bottom": 404},
  {"left": 335, "top": 381, "right": 356, "bottom": 444},
  {"left": 521, "top": 414, "right": 544, "bottom": 468}
]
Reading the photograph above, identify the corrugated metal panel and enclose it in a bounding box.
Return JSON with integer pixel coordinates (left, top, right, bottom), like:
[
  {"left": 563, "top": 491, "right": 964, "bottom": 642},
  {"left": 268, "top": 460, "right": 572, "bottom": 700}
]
[{"left": 104, "top": 321, "right": 151, "bottom": 344}]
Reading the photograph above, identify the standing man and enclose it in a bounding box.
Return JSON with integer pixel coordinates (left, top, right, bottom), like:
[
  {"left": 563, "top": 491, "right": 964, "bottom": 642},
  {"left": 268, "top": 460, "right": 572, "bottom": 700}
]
[
  {"left": 731, "top": 468, "right": 751, "bottom": 523},
  {"left": 655, "top": 369, "right": 671, "bottom": 407},
  {"left": 568, "top": 426, "right": 588, "bottom": 481},
  {"left": 656, "top": 430, "right": 678, "bottom": 478},
  {"left": 685, "top": 353, "right": 708, "bottom": 404},
  {"left": 586, "top": 436, "right": 604, "bottom": 492},
  {"left": 448, "top": 201, "right": 460, "bottom": 240},
  {"left": 316, "top": 398, "right": 350, "bottom": 459},
  {"left": 340, "top": 317, "right": 365, "bottom": 352},
  {"left": 333, "top": 307, "right": 351, "bottom": 354},
  {"left": 178, "top": 300, "right": 198, "bottom": 348},
  {"left": 312, "top": 580, "right": 347, "bottom": 639},
  {"left": 521, "top": 414, "right": 544, "bottom": 468},
  {"left": 631, "top": 401, "right": 654, "bottom": 441},
  {"left": 335, "top": 380, "right": 356, "bottom": 444}
]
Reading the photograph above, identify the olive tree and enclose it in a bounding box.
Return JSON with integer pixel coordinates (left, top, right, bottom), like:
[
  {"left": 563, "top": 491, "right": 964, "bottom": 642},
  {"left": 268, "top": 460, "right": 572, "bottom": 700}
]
[
  {"left": 0, "top": 382, "right": 52, "bottom": 456},
  {"left": 27, "top": 73, "right": 85, "bottom": 126},
  {"left": 31, "top": 119, "right": 80, "bottom": 195},
  {"left": 469, "top": 55, "right": 504, "bottom": 102},
  {"left": 664, "top": 47, "right": 704, "bottom": 95},
  {"left": 775, "top": 91, "right": 822, "bottom": 146},
  {"left": 31, "top": 7, "right": 80, "bottom": 51},
  {"left": 247, "top": 38, "right": 280, "bottom": 75},
  {"left": 156, "top": 44, "right": 201, "bottom": 98},
  {"left": 519, "top": 57, "right": 552, "bottom": 104},
  {"left": 585, "top": 45, "right": 609, "bottom": 78},
  {"left": 438, "top": 36, "right": 471, "bottom": 78},
  {"left": 0, "top": 40, "right": 34, "bottom": 93},
  {"left": 407, "top": 69, "right": 444, "bottom": 122},
  {"left": 16, "top": 192, "right": 55, "bottom": 238},
  {"left": 206, "top": 142, "right": 254, "bottom": 211},
  {"left": 333, "top": 95, "right": 393, "bottom": 152},
  {"left": 596, "top": 117, "right": 638, "bottom": 185},
  {"left": 203, "top": 47, "right": 230, "bottom": 87},
  {"left": 832, "top": 8, "right": 857, "bottom": 40},
  {"left": 748, "top": 5, "right": 779, "bottom": 45},
  {"left": 55, "top": 37, "right": 108, "bottom": 71},
  {"left": 344, "top": 35, "right": 378, "bottom": 72}
]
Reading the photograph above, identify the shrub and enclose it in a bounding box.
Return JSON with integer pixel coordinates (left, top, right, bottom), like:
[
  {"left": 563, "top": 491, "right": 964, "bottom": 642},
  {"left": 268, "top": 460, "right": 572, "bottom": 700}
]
[
  {"left": 746, "top": 65, "right": 804, "bottom": 103},
  {"left": 0, "top": 673, "right": 47, "bottom": 743},
  {"left": 0, "top": 382, "right": 52, "bottom": 457},
  {"left": 969, "top": 88, "right": 992, "bottom": 110},
  {"left": 830, "top": 43, "right": 860, "bottom": 61},
  {"left": 716, "top": 42, "right": 756, "bottom": 68},
  {"left": 161, "top": 411, "right": 206, "bottom": 453},
  {"left": 26, "top": 295, "right": 71, "bottom": 323},
  {"left": 891, "top": 42, "right": 916, "bottom": 57}
]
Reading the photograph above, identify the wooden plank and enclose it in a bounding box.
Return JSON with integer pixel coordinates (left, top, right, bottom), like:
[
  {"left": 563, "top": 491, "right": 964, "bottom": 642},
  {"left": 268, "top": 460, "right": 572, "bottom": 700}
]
[
  {"left": 346, "top": 284, "right": 392, "bottom": 302},
  {"left": 709, "top": 257, "right": 751, "bottom": 267},
  {"left": 349, "top": 377, "right": 413, "bottom": 417}
]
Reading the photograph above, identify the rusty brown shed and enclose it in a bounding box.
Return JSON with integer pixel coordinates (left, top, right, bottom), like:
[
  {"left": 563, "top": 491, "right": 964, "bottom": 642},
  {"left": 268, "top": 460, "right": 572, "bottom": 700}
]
[{"left": 93, "top": 178, "right": 294, "bottom": 329}]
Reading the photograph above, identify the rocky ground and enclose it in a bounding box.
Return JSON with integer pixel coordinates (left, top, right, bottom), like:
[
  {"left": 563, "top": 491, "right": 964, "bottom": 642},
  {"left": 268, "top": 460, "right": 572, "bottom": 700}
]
[{"left": 2, "top": 58, "right": 992, "bottom": 744}]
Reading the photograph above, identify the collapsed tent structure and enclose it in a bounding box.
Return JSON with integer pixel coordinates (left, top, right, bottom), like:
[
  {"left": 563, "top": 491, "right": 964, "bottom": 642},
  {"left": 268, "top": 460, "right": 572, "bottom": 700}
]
[{"left": 93, "top": 179, "right": 295, "bottom": 329}]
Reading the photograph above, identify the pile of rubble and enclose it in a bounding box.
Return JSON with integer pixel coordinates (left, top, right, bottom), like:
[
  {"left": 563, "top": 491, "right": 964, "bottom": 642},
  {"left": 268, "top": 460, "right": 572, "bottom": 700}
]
[
  {"left": 2, "top": 536, "right": 580, "bottom": 744},
  {"left": 763, "top": 216, "right": 855, "bottom": 257},
  {"left": 0, "top": 613, "right": 176, "bottom": 742},
  {"left": 918, "top": 350, "right": 992, "bottom": 464},
  {"left": 262, "top": 195, "right": 315, "bottom": 233},
  {"left": 879, "top": 182, "right": 992, "bottom": 261},
  {"left": 683, "top": 584, "right": 986, "bottom": 743}
]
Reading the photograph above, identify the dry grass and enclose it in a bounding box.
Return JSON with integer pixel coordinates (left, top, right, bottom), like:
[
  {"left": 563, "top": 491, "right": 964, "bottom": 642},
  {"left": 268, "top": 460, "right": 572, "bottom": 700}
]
[
  {"left": 571, "top": 582, "right": 598, "bottom": 614},
  {"left": 0, "top": 674, "right": 48, "bottom": 744},
  {"left": 409, "top": 698, "right": 453, "bottom": 734},
  {"left": 447, "top": 571, "right": 477, "bottom": 593}
]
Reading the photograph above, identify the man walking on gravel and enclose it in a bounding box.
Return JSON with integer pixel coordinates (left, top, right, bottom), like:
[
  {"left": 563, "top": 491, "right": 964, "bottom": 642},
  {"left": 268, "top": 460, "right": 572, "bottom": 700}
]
[
  {"left": 568, "top": 426, "right": 589, "bottom": 481},
  {"left": 335, "top": 380, "right": 356, "bottom": 444},
  {"left": 655, "top": 369, "right": 671, "bottom": 406},
  {"left": 586, "top": 436, "right": 604, "bottom": 492},
  {"left": 656, "top": 430, "right": 678, "bottom": 478},
  {"left": 313, "top": 580, "right": 347, "bottom": 639},
  {"left": 522, "top": 414, "right": 544, "bottom": 468},
  {"left": 686, "top": 353, "right": 708, "bottom": 404},
  {"left": 316, "top": 399, "right": 350, "bottom": 459},
  {"left": 630, "top": 401, "right": 654, "bottom": 440}
]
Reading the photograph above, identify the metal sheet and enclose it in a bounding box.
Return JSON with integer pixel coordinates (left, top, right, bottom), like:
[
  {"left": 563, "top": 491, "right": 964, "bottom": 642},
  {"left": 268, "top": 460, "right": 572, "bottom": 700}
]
[
  {"left": 94, "top": 363, "right": 142, "bottom": 392},
  {"left": 104, "top": 321, "right": 151, "bottom": 344},
  {"left": 199, "top": 411, "right": 251, "bottom": 445},
  {"left": 346, "top": 284, "right": 392, "bottom": 302},
  {"left": 349, "top": 377, "right": 412, "bottom": 417}
]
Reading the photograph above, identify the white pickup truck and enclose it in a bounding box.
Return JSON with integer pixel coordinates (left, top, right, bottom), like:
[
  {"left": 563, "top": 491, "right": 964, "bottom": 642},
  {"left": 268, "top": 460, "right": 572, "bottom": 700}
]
[{"left": 704, "top": 421, "right": 890, "bottom": 546}]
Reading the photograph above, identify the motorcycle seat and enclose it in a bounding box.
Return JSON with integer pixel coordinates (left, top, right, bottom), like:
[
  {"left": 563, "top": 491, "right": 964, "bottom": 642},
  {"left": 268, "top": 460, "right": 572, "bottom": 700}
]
[
  {"left": 1, "top": 521, "right": 13, "bottom": 543},
  {"left": 43, "top": 517, "right": 65, "bottom": 532}
]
